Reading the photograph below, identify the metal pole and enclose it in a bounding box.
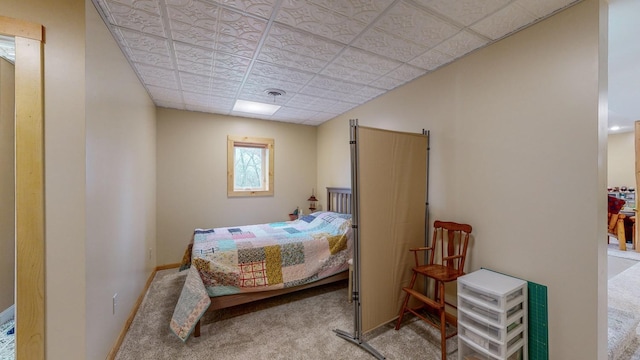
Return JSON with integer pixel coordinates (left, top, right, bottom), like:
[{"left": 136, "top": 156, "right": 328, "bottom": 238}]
[
  {"left": 334, "top": 119, "right": 385, "bottom": 360},
  {"left": 423, "top": 129, "right": 430, "bottom": 248}
]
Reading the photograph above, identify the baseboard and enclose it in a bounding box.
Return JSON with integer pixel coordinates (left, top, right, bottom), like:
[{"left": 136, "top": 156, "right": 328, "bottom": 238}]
[
  {"left": 0, "top": 304, "right": 15, "bottom": 324},
  {"left": 156, "top": 263, "right": 180, "bottom": 271}
]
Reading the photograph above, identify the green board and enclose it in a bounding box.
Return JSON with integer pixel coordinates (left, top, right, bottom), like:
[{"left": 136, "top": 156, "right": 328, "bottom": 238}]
[
  {"left": 527, "top": 281, "right": 549, "bottom": 360},
  {"left": 481, "top": 268, "right": 549, "bottom": 360}
]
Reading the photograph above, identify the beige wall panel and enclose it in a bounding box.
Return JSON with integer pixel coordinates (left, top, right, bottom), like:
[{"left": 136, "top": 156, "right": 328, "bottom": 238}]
[
  {"left": 608, "top": 132, "right": 635, "bottom": 188},
  {"left": 318, "top": 1, "right": 605, "bottom": 358},
  {"left": 156, "top": 109, "right": 318, "bottom": 265},
  {"left": 84, "top": 3, "right": 157, "bottom": 359},
  {"left": 5, "top": 0, "right": 86, "bottom": 359},
  {"left": 357, "top": 127, "right": 427, "bottom": 332},
  {"left": 0, "top": 58, "right": 15, "bottom": 312}
]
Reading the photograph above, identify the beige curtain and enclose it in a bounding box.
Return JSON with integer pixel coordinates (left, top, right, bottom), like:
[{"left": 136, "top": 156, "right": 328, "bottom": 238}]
[{"left": 357, "top": 126, "right": 428, "bottom": 333}]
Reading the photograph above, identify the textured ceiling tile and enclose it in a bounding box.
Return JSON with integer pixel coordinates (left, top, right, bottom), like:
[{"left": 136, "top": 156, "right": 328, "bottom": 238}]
[
  {"left": 126, "top": 47, "right": 174, "bottom": 68},
  {"left": 263, "top": 24, "right": 344, "bottom": 62},
  {"left": 185, "top": 104, "right": 227, "bottom": 113},
  {"left": 176, "top": 60, "right": 213, "bottom": 77},
  {"left": 244, "top": 74, "right": 306, "bottom": 93},
  {"left": 385, "top": 64, "right": 426, "bottom": 81},
  {"left": 100, "top": 0, "right": 162, "bottom": 16},
  {"left": 97, "top": 0, "right": 574, "bottom": 126},
  {"left": 516, "top": 0, "right": 580, "bottom": 19},
  {"left": 408, "top": 48, "right": 453, "bottom": 70},
  {"left": 113, "top": 27, "right": 172, "bottom": 55},
  {"left": 369, "top": 76, "right": 408, "bottom": 90},
  {"left": 238, "top": 87, "right": 295, "bottom": 105},
  {"left": 324, "top": 100, "right": 358, "bottom": 113},
  {"left": 333, "top": 47, "right": 402, "bottom": 74},
  {"left": 182, "top": 91, "right": 225, "bottom": 105},
  {"left": 320, "top": 63, "right": 356, "bottom": 82},
  {"left": 414, "top": 0, "right": 512, "bottom": 26},
  {"left": 471, "top": 3, "right": 537, "bottom": 40},
  {"left": 211, "top": 66, "right": 246, "bottom": 81},
  {"left": 179, "top": 72, "right": 212, "bottom": 86},
  {"left": 374, "top": 1, "right": 459, "bottom": 47},
  {"left": 277, "top": 0, "right": 367, "bottom": 44},
  {"left": 218, "top": 8, "right": 268, "bottom": 41},
  {"left": 344, "top": 86, "right": 387, "bottom": 104},
  {"left": 348, "top": 68, "right": 382, "bottom": 84},
  {"left": 353, "top": 27, "right": 428, "bottom": 62},
  {"left": 310, "top": 0, "right": 395, "bottom": 24},
  {"left": 214, "top": 52, "right": 252, "bottom": 70},
  {"left": 173, "top": 42, "right": 214, "bottom": 65},
  {"left": 216, "top": 34, "right": 259, "bottom": 58},
  {"left": 431, "top": 30, "right": 489, "bottom": 59},
  {"left": 207, "top": 0, "right": 277, "bottom": 19},
  {"left": 165, "top": 0, "right": 219, "bottom": 29},
  {"left": 298, "top": 85, "right": 346, "bottom": 101},
  {"left": 138, "top": 75, "right": 180, "bottom": 89},
  {"left": 306, "top": 75, "right": 362, "bottom": 94},
  {"left": 156, "top": 100, "right": 186, "bottom": 109},
  {"left": 250, "top": 62, "right": 314, "bottom": 84},
  {"left": 208, "top": 78, "right": 243, "bottom": 92},
  {"left": 257, "top": 45, "right": 328, "bottom": 73},
  {"left": 146, "top": 85, "right": 183, "bottom": 102},
  {"left": 104, "top": 0, "right": 166, "bottom": 36},
  {"left": 135, "top": 64, "right": 175, "bottom": 80},
  {"left": 170, "top": 20, "right": 217, "bottom": 48}
]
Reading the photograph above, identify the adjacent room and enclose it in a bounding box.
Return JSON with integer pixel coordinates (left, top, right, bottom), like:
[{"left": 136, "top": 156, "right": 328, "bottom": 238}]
[{"left": 1, "top": 0, "right": 630, "bottom": 359}]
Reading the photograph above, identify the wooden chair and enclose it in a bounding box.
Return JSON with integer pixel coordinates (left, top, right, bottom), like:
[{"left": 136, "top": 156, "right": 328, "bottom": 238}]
[
  {"left": 608, "top": 195, "right": 627, "bottom": 250},
  {"left": 395, "top": 220, "right": 472, "bottom": 360}
]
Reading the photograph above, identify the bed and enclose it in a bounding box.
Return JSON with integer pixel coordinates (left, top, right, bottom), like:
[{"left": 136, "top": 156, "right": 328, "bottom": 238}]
[{"left": 170, "top": 187, "right": 352, "bottom": 341}]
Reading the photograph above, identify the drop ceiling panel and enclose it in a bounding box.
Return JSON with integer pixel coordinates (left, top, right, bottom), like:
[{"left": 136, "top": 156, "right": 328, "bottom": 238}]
[{"left": 92, "top": 0, "right": 583, "bottom": 125}]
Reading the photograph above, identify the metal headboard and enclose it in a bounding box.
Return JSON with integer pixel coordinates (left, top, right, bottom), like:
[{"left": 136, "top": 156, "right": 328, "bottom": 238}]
[{"left": 326, "top": 187, "right": 351, "bottom": 214}]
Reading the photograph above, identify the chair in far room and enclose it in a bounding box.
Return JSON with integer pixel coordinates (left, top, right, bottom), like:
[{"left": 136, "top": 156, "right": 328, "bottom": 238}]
[
  {"left": 395, "top": 220, "right": 472, "bottom": 360},
  {"left": 608, "top": 195, "right": 627, "bottom": 250}
]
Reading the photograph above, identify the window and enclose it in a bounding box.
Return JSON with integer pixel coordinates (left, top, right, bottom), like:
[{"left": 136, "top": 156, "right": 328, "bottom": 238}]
[{"left": 227, "top": 136, "right": 274, "bottom": 197}]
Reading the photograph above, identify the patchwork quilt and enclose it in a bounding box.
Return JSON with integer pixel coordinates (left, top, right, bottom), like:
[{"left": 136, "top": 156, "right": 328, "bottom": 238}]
[{"left": 170, "top": 211, "right": 353, "bottom": 341}]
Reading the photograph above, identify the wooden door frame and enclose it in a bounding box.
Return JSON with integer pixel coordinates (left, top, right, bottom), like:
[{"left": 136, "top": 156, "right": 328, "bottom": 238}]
[{"left": 0, "top": 15, "right": 45, "bottom": 360}]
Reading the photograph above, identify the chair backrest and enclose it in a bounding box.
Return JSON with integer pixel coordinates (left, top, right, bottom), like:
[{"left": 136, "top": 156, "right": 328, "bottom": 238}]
[
  {"left": 608, "top": 195, "right": 626, "bottom": 235},
  {"left": 430, "top": 220, "right": 472, "bottom": 274},
  {"left": 609, "top": 195, "right": 626, "bottom": 215}
]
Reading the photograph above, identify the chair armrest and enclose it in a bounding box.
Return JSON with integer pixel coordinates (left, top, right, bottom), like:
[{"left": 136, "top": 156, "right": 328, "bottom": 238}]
[{"left": 409, "top": 246, "right": 433, "bottom": 253}]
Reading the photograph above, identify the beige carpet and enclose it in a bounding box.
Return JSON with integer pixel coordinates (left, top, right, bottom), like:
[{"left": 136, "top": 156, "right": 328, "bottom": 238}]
[{"left": 115, "top": 269, "right": 458, "bottom": 360}]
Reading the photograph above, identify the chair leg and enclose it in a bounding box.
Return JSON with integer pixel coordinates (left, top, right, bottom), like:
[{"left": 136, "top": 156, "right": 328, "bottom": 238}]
[
  {"left": 438, "top": 281, "right": 446, "bottom": 360},
  {"left": 395, "top": 271, "right": 418, "bottom": 330}
]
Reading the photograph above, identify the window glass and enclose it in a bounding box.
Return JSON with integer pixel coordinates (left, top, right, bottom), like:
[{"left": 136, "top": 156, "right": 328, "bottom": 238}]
[{"left": 227, "top": 136, "right": 274, "bottom": 197}]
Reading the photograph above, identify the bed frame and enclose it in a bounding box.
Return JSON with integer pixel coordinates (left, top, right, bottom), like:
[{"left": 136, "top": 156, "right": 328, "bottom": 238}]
[{"left": 194, "top": 187, "right": 352, "bottom": 337}]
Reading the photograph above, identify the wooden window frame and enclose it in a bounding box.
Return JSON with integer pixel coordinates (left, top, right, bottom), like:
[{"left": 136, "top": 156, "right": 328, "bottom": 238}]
[{"left": 227, "top": 135, "right": 274, "bottom": 197}]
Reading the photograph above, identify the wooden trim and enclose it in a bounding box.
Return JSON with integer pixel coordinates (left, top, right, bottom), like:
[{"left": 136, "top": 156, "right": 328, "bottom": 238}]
[
  {"left": 0, "top": 16, "right": 44, "bottom": 42},
  {"left": 107, "top": 267, "right": 164, "bottom": 360},
  {"left": 227, "top": 135, "right": 275, "bottom": 197},
  {"left": 156, "top": 263, "right": 180, "bottom": 271},
  {"left": 2, "top": 16, "right": 46, "bottom": 360}
]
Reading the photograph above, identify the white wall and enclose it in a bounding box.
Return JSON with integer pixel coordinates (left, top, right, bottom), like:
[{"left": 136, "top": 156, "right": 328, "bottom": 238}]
[
  {"left": 318, "top": 0, "right": 606, "bottom": 358},
  {"left": 608, "top": 131, "right": 635, "bottom": 188},
  {"left": 0, "top": 58, "right": 14, "bottom": 312},
  {"left": 156, "top": 108, "right": 317, "bottom": 265},
  {"left": 85, "top": 2, "right": 157, "bottom": 358}
]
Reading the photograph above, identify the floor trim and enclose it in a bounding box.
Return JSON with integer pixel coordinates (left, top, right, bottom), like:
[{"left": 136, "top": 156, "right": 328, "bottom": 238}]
[{"left": 106, "top": 264, "right": 180, "bottom": 360}]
